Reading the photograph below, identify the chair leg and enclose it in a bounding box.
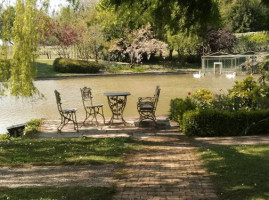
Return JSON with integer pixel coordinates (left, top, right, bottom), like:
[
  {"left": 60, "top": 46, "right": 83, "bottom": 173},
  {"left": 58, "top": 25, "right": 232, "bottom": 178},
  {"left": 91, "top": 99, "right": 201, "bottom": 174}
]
[
  {"left": 93, "top": 109, "right": 99, "bottom": 126},
  {"left": 99, "top": 107, "right": 105, "bottom": 125},
  {"left": 73, "top": 112, "right": 79, "bottom": 132}
]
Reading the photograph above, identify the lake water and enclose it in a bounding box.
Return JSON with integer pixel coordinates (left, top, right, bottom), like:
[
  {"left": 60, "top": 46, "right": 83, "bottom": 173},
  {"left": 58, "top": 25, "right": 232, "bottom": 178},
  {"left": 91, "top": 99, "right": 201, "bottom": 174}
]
[{"left": 0, "top": 73, "right": 246, "bottom": 134}]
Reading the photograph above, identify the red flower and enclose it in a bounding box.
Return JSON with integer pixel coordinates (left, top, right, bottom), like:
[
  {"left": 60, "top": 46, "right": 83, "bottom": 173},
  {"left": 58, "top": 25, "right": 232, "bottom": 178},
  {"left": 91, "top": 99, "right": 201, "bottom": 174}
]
[{"left": 188, "top": 92, "right": 191, "bottom": 95}]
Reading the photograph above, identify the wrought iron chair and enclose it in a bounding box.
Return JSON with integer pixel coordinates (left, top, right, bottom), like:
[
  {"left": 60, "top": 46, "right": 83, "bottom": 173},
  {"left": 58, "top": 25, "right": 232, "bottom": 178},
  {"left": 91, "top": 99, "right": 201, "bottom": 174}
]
[
  {"left": 80, "top": 87, "right": 105, "bottom": 126},
  {"left": 137, "top": 85, "right": 161, "bottom": 126},
  {"left": 54, "top": 90, "right": 79, "bottom": 132}
]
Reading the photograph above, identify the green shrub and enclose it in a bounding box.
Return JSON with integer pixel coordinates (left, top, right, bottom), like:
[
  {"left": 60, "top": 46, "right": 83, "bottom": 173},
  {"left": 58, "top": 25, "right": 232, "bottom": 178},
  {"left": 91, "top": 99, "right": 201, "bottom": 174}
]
[
  {"left": 228, "top": 76, "right": 262, "bottom": 109},
  {"left": 234, "top": 33, "right": 269, "bottom": 53},
  {"left": 53, "top": 58, "right": 104, "bottom": 73},
  {"left": 23, "top": 119, "right": 41, "bottom": 139},
  {"left": 170, "top": 97, "right": 196, "bottom": 124},
  {"left": 0, "top": 133, "right": 10, "bottom": 140},
  {"left": 182, "top": 110, "right": 269, "bottom": 137}
]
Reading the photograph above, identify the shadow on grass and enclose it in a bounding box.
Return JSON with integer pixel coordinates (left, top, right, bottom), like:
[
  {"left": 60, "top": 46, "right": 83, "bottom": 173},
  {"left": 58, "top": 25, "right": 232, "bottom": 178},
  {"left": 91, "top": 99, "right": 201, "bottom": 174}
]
[
  {"left": 198, "top": 145, "right": 269, "bottom": 200},
  {"left": 35, "top": 61, "right": 57, "bottom": 77},
  {"left": 0, "top": 186, "right": 115, "bottom": 200},
  {"left": 0, "top": 137, "right": 137, "bottom": 166}
]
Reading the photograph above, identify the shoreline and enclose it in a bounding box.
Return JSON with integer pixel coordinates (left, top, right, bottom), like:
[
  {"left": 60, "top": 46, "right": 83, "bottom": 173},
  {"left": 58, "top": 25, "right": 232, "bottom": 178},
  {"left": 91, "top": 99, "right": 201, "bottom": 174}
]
[{"left": 35, "top": 70, "right": 196, "bottom": 81}]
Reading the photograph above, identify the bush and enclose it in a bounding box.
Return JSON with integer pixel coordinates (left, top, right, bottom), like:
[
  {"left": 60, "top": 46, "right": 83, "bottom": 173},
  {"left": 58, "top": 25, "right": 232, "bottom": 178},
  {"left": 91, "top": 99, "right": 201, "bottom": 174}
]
[
  {"left": 53, "top": 58, "right": 104, "bottom": 73},
  {"left": 170, "top": 97, "right": 196, "bottom": 124},
  {"left": 23, "top": 119, "right": 41, "bottom": 139},
  {"left": 0, "top": 133, "right": 10, "bottom": 140},
  {"left": 182, "top": 110, "right": 269, "bottom": 137}
]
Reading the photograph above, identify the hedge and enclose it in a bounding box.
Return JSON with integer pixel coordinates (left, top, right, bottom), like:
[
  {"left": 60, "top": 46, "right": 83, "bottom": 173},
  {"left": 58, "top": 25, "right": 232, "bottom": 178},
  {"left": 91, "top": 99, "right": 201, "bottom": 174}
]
[
  {"left": 182, "top": 110, "right": 269, "bottom": 137},
  {"left": 53, "top": 58, "right": 104, "bottom": 73},
  {"left": 170, "top": 98, "right": 196, "bottom": 124}
]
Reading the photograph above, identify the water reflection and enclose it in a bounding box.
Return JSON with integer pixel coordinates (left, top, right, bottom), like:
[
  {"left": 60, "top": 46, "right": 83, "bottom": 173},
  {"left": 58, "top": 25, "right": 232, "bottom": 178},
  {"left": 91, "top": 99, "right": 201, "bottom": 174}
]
[{"left": 0, "top": 74, "right": 246, "bottom": 133}]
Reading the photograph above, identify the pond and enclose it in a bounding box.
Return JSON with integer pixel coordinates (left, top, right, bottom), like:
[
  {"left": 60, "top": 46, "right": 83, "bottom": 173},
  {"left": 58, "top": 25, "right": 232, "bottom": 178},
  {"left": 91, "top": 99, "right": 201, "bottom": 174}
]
[{"left": 0, "top": 73, "right": 246, "bottom": 134}]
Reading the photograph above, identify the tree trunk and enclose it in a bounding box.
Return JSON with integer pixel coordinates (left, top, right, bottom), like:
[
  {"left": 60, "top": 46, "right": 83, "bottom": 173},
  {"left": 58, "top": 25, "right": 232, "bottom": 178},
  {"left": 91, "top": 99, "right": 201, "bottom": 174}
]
[
  {"left": 169, "top": 49, "right": 173, "bottom": 60},
  {"left": 159, "top": 51, "right": 163, "bottom": 59},
  {"left": 177, "top": 49, "right": 181, "bottom": 59},
  {"left": 95, "top": 49, "right": 98, "bottom": 63}
]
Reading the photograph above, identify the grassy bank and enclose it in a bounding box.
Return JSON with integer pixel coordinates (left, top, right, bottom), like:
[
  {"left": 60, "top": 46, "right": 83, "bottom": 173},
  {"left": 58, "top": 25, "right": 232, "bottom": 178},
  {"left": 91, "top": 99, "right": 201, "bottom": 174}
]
[
  {"left": 198, "top": 145, "right": 269, "bottom": 200},
  {"left": 0, "top": 137, "right": 137, "bottom": 166},
  {"left": 35, "top": 59, "right": 199, "bottom": 78}
]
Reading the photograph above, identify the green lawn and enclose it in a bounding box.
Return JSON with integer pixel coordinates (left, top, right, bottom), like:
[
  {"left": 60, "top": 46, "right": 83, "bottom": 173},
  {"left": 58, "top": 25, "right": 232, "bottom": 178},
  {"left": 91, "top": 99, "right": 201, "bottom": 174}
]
[
  {"left": 0, "top": 137, "right": 136, "bottom": 199},
  {"left": 35, "top": 60, "right": 61, "bottom": 77},
  {"left": 0, "top": 137, "right": 137, "bottom": 166},
  {"left": 0, "top": 186, "right": 115, "bottom": 200},
  {"left": 198, "top": 145, "right": 269, "bottom": 200},
  {"left": 34, "top": 58, "right": 199, "bottom": 78}
]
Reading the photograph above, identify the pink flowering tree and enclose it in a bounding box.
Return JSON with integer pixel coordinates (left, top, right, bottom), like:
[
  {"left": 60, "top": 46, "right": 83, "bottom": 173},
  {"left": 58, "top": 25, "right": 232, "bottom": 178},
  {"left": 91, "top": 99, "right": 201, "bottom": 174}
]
[{"left": 109, "top": 25, "right": 167, "bottom": 67}]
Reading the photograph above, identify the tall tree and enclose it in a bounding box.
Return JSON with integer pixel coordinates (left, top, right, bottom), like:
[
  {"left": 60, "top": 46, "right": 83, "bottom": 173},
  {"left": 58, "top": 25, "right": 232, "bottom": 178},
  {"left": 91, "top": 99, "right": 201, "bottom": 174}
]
[{"left": 99, "top": 0, "right": 220, "bottom": 37}]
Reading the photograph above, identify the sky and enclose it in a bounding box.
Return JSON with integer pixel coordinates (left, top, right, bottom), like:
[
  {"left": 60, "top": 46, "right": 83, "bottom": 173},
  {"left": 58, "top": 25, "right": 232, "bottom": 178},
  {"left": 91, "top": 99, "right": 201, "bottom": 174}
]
[{"left": 2, "top": 0, "right": 69, "bottom": 13}]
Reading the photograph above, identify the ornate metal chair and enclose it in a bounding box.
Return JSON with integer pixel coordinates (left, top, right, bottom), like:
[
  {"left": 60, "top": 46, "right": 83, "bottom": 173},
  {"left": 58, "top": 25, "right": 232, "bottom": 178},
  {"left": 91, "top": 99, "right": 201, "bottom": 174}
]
[
  {"left": 137, "top": 85, "right": 161, "bottom": 126},
  {"left": 80, "top": 87, "right": 105, "bottom": 126},
  {"left": 54, "top": 90, "right": 78, "bottom": 132}
]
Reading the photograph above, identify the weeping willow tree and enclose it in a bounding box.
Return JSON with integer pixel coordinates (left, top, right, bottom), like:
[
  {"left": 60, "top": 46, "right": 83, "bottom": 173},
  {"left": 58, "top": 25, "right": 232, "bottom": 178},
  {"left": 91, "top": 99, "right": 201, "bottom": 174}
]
[
  {"left": 0, "top": 5, "right": 14, "bottom": 95},
  {"left": 8, "top": 0, "right": 40, "bottom": 97}
]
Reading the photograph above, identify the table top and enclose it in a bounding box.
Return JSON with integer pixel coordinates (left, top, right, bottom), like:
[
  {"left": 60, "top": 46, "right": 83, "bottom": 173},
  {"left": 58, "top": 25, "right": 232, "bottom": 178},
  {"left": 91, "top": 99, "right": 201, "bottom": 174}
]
[{"left": 104, "top": 92, "right": 131, "bottom": 96}]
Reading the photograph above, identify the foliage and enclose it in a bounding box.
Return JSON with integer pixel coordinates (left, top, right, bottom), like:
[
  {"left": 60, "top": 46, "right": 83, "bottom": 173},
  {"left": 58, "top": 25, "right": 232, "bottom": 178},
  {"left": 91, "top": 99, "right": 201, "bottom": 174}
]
[
  {"left": 228, "top": 76, "right": 262, "bottom": 109},
  {"left": 220, "top": 0, "right": 269, "bottom": 33},
  {"left": 53, "top": 57, "right": 104, "bottom": 73},
  {"left": 205, "top": 29, "right": 236, "bottom": 53},
  {"left": 0, "top": 6, "right": 15, "bottom": 45},
  {"left": 198, "top": 145, "right": 269, "bottom": 200},
  {"left": 0, "top": 186, "right": 115, "bottom": 200},
  {"left": 23, "top": 119, "right": 41, "bottom": 139},
  {"left": 0, "top": 59, "right": 10, "bottom": 95},
  {"left": 192, "top": 88, "right": 213, "bottom": 110},
  {"left": 8, "top": 0, "right": 40, "bottom": 97},
  {"left": 234, "top": 33, "right": 269, "bottom": 53},
  {"left": 228, "top": 0, "right": 257, "bottom": 33},
  {"left": 77, "top": 24, "right": 107, "bottom": 62},
  {"left": 100, "top": 0, "right": 220, "bottom": 37},
  {"left": 0, "top": 137, "right": 136, "bottom": 166},
  {"left": 258, "top": 55, "right": 269, "bottom": 84},
  {"left": 182, "top": 109, "right": 269, "bottom": 136},
  {"left": 211, "top": 94, "right": 235, "bottom": 111},
  {"left": 46, "top": 22, "right": 80, "bottom": 58},
  {"left": 167, "top": 31, "right": 202, "bottom": 61},
  {"left": 109, "top": 25, "right": 167, "bottom": 66},
  {"left": 105, "top": 63, "right": 146, "bottom": 73},
  {"left": 0, "top": 133, "right": 9, "bottom": 140},
  {"left": 249, "top": 32, "right": 269, "bottom": 44},
  {"left": 170, "top": 97, "right": 196, "bottom": 124}
]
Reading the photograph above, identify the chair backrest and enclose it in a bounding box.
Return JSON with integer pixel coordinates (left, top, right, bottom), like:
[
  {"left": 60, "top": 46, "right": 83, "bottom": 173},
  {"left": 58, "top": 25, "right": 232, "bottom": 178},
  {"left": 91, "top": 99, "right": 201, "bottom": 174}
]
[
  {"left": 153, "top": 85, "right": 161, "bottom": 112},
  {"left": 54, "top": 90, "right": 63, "bottom": 114},
  {"left": 80, "top": 87, "right": 93, "bottom": 108}
]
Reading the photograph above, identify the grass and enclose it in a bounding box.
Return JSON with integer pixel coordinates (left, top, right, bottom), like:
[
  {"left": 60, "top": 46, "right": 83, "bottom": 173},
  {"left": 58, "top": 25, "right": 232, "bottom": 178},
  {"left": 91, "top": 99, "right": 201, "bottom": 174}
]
[
  {"left": 0, "top": 137, "right": 137, "bottom": 166},
  {"left": 0, "top": 186, "right": 115, "bottom": 200},
  {"left": 198, "top": 145, "right": 269, "bottom": 200},
  {"left": 35, "top": 60, "right": 58, "bottom": 77},
  {"left": 0, "top": 137, "right": 136, "bottom": 199},
  {"left": 104, "top": 62, "right": 147, "bottom": 73},
  {"left": 35, "top": 58, "right": 200, "bottom": 78}
]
